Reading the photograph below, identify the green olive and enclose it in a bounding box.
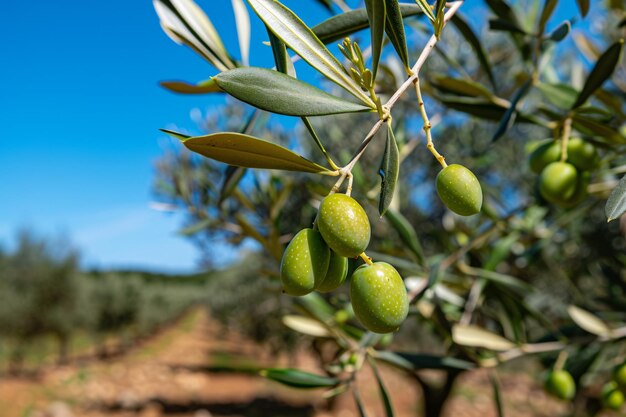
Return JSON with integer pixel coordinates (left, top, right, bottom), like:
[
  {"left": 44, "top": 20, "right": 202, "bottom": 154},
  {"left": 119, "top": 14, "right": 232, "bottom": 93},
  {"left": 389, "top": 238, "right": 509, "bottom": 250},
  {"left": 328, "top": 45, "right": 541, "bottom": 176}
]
[
  {"left": 614, "top": 363, "right": 626, "bottom": 392},
  {"left": 529, "top": 140, "right": 561, "bottom": 174},
  {"left": 538, "top": 162, "right": 578, "bottom": 204},
  {"left": 557, "top": 171, "right": 590, "bottom": 209},
  {"left": 350, "top": 262, "right": 409, "bottom": 334},
  {"left": 567, "top": 138, "right": 599, "bottom": 171},
  {"left": 602, "top": 382, "right": 625, "bottom": 410},
  {"left": 280, "top": 228, "right": 330, "bottom": 296},
  {"left": 545, "top": 370, "right": 576, "bottom": 400},
  {"left": 316, "top": 251, "right": 349, "bottom": 293},
  {"left": 435, "top": 164, "right": 483, "bottom": 216},
  {"left": 317, "top": 194, "right": 370, "bottom": 258}
]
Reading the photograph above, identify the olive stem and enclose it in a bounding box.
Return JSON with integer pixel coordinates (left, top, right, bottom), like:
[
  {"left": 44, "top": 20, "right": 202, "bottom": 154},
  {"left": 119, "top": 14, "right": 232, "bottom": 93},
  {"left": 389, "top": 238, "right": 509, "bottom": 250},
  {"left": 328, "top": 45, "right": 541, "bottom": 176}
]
[
  {"left": 359, "top": 252, "right": 373, "bottom": 265},
  {"left": 559, "top": 117, "right": 572, "bottom": 162},
  {"left": 414, "top": 77, "right": 448, "bottom": 168},
  {"left": 553, "top": 350, "right": 568, "bottom": 372}
]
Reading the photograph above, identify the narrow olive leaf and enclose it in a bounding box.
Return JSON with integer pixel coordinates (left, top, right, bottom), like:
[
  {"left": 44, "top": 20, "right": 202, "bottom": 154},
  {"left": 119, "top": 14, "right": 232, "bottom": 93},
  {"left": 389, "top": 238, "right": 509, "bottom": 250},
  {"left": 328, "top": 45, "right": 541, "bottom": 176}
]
[
  {"left": 364, "top": 0, "right": 386, "bottom": 79},
  {"left": 282, "top": 315, "right": 331, "bottom": 337},
  {"left": 153, "top": 0, "right": 235, "bottom": 71},
  {"left": 441, "top": 98, "right": 542, "bottom": 125},
  {"left": 178, "top": 218, "right": 213, "bottom": 235},
  {"left": 247, "top": 0, "right": 374, "bottom": 106},
  {"left": 490, "top": 373, "right": 505, "bottom": 417},
  {"left": 267, "top": 25, "right": 296, "bottom": 77},
  {"left": 567, "top": 305, "right": 612, "bottom": 336},
  {"left": 369, "top": 359, "right": 395, "bottom": 417},
  {"left": 295, "top": 293, "right": 336, "bottom": 322},
  {"left": 431, "top": 76, "right": 494, "bottom": 99},
  {"left": 485, "top": 0, "right": 520, "bottom": 25},
  {"left": 492, "top": 79, "right": 532, "bottom": 142},
  {"left": 576, "top": 0, "right": 590, "bottom": 17},
  {"left": 373, "top": 350, "right": 475, "bottom": 371},
  {"left": 434, "top": 0, "right": 447, "bottom": 38},
  {"left": 219, "top": 165, "right": 246, "bottom": 205},
  {"left": 572, "top": 114, "right": 626, "bottom": 144},
  {"left": 160, "top": 78, "right": 221, "bottom": 94},
  {"left": 260, "top": 368, "right": 339, "bottom": 388},
  {"left": 353, "top": 388, "right": 369, "bottom": 417},
  {"left": 384, "top": 209, "right": 425, "bottom": 265},
  {"left": 164, "top": 130, "right": 329, "bottom": 173},
  {"left": 384, "top": 0, "right": 410, "bottom": 70},
  {"left": 214, "top": 67, "right": 371, "bottom": 116},
  {"left": 378, "top": 123, "right": 400, "bottom": 216},
  {"left": 546, "top": 20, "right": 570, "bottom": 43},
  {"left": 450, "top": 15, "right": 497, "bottom": 89},
  {"left": 415, "top": 0, "right": 435, "bottom": 22},
  {"left": 489, "top": 18, "right": 528, "bottom": 35},
  {"left": 312, "top": 4, "right": 422, "bottom": 44},
  {"left": 232, "top": 0, "right": 251, "bottom": 66},
  {"left": 538, "top": 0, "right": 558, "bottom": 35},
  {"left": 536, "top": 82, "right": 578, "bottom": 109},
  {"left": 572, "top": 40, "right": 624, "bottom": 109},
  {"left": 452, "top": 325, "right": 516, "bottom": 351},
  {"left": 160, "top": 128, "right": 191, "bottom": 140},
  {"left": 606, "top": 175, "right": 626, "bottom": 222}
]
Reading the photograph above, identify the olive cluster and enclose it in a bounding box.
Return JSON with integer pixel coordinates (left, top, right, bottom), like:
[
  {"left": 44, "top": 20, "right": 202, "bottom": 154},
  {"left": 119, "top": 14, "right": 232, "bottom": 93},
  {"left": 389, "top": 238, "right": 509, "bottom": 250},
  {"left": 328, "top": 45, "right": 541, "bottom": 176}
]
[
  {"left": 529, "top": 138, "right": 599, "bottom": 208},
  {"left": 545, "top": 363, "right": 626, "bottom": 410},
  {"left": 280, "top": 194, "right": 409, "bottom": 334}
]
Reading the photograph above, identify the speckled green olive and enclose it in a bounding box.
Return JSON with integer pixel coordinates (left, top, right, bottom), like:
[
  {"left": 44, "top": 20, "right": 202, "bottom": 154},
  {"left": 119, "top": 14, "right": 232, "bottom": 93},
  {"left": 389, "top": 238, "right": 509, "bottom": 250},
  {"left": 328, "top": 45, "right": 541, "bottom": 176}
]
[
  {"left": 545, "top": 370, "right": 576, "bottom": 400},
  {"left": 567, "top": 138, "right": 599, "bottom": 171},
  {"left": 529, "top": 141, "right": 561, "bottom": 174},
  {"left": 538, "top": 162, "right": 578, "bottom": 204},
  {"left": 317, "top": 194, "right": 370, "bottom": 258},
  {"left": 280, "top": 228, "right": 330, "bottom": 296},
  {"left": 435, "top": 164, "right": 483, "bottom": 216},
  {"left": 602, "top": 382, "right": 625, "bottom": 410},
  {"left": 316, "top": 251, "right": 349, "bottom": 293},
  {"left": 614, "top": 363, "right": 626, "bottom": 392},
  {"left": 557, "top": 171, "right": 590, "bottom": 209},
  {"left": 350, "top": 262, "right": 408, "bottom": 334}
]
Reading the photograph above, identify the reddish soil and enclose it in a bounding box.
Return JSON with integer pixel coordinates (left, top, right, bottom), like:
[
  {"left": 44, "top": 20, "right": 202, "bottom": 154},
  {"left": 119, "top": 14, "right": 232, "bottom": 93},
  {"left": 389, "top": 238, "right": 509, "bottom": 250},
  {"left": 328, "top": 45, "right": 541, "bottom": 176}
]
[{"left": 0, "top": 310, "right": 603, "bottom": 417}]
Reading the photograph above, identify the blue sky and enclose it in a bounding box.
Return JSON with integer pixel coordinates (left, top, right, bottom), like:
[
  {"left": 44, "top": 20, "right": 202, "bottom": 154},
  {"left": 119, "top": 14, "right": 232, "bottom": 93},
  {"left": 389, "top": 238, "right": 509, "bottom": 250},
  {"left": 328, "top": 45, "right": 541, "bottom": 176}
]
[{"left": 0, "top": 1, "right": 579, "bottom": 273}]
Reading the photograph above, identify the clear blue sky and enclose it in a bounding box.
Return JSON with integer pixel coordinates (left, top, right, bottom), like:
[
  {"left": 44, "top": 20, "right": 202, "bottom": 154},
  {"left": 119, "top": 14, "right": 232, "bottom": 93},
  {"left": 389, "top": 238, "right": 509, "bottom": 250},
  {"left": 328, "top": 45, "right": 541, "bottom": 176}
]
[{"left": 0, "top": 1, "right": 579, "bottom": 273}]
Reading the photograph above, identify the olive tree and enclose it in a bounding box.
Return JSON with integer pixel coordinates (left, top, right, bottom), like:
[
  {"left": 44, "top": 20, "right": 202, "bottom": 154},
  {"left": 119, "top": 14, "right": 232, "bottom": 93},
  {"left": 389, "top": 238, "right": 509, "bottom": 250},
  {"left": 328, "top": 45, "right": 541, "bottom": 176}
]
[{"left": 152, "top": 0, "right": 626, "bottom": 415}]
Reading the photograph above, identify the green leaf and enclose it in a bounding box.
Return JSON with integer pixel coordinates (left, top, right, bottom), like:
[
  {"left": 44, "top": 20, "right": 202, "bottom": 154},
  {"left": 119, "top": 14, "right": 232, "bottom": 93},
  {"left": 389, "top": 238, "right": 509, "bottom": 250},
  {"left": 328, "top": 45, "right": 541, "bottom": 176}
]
[
  {"left": 434, "top": 0, "right": 447, "bottom": 38},
  {"left": 384, "top": 209, "right": 425, "bottom": 265},
  {"left": 489, "top": 18, "right": 528, "bottom": 35},
  {"left": 267, "top": 25, "right": 296, "bottom": 77},
  {"left": 536, "top": 82, "right": 578, "bottom": 109},
  {"left": 431, "top": 76, "right": 494, "bottom": 99},
  {"left": 282, "top": 315, "right": 331, "bottom": 337},
  {"left": 452, "top": 325, "right": 516, "bottom": 351},
  {"left": 214, "top": 67, "right": 371, "bottom": 116},
  {"left": 490, "top": 373, "right": 505, "bottom": 417},
  {"left": 160, "top": 78, "right": 221, "bottom": 94},
  {"left": 450, "top": 14, "right": 497, "bottom": 89},
  {"left": 485, "top": 0, "right": 520, "bottom": 25},
  {"left": 219, "top": 165, "right": 247, "bottom": 205},
  {"left": 546, "top": 20, "right": 570, "bottom": 43},
  {"left": 260, "top": 368, "right": 339, "bottom": 388},
  {"left": 178, "top": 218, "right": 213, "bottom": 235},
  {"left": 606, "top": 175, "right": 626, "bottom": 222},
  {"left": 384, "top": 0, "right": 410, "bottom": 70},
  {"left": 571, "top": 114, "right": 626, "bottom": 144},
  {"left": 164, "top": 130, "right": 330, "bottom": 173},
  {"left": 567, "top": 305, "right": 612, "bottom": 336},
  {"left": 492, "top": 79, "right": 532, "bottom": 142},
  {"left": 576, "top": 0, "right": 590, "bottom": 17},
  {"left": 311, "top": 4, "right": 423, "bottom": 44},
  {"left": 232, "top": 0, "right": 251, "bottom": 66},
  {"left": 369, "top": 359, "right": 395, "bottom": 417},
  {"left": 247, "top": 0, "right": 374, "bottom": 105},
  {"left": 440, "top": 97, "right": 543, "bottom": 125},
  {"left": 353, "top": 388, "right": 369, "bottom": 417},
  {"left": 154, "top": 0, "right": 235, "bottom": 71},
  {"left": 364, "top": 0, "right": 386, "bottom": 79},
  {"left": 373, "top": 350, "right": 475, "bottom": 371},
  {"left": 378, "top": 123, "right": 400, "bottom": 216},
  {"left": 415, "top": 0, "right": 435, "bottom": 22},
  {"left": 538, "top": 0, "right": 558, "bottom": 35},
  {"left": 572, "top": 40, "right": 624, "bottom": 109}
]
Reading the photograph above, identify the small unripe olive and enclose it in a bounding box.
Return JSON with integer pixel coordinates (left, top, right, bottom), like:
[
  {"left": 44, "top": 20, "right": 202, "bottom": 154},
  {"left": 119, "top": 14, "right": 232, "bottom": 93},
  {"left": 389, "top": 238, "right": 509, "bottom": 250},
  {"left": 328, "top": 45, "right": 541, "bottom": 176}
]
[
  {"left": 545, "top": 370, "right": 576, "bottom": 400},
  {"left": 529, "top": 141, "right": 561, "bottom": 174},
  {"left": 436, "top": 164, "right": 483, "bottom": 216},
  {"left": 567, "top": 138, "right": 599, "bottom": 171},
  {"left": 538, "top": 162, "right": 578, "bottom": 204},
  {"left": 316, "top": 251, "right": 349, "bottom": 293},
  {"left": 602, "top": 382, "right": 625, "bottom": 410},
  {"left": 614, "top": 363, "right": 626, "bottom": 392},
  {"left": 557, "top": 171, "right": 590, "bottom": 209},
  {"left": 280, "top": 228, "right": 330, "bottom": 296},
  {"left": 350, "top": 262, "right": 408, "bottom": 334},
  {"left": 317, "top": 194, "right": 370, "bottom": 258}
]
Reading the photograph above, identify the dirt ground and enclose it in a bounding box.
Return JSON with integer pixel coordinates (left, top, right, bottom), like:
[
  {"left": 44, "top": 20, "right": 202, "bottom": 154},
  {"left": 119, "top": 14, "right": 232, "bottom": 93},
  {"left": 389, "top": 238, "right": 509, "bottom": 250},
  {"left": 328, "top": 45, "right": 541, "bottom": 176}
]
[{"left": 0, "top": 309, "right": 602, "bottom": 417}]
